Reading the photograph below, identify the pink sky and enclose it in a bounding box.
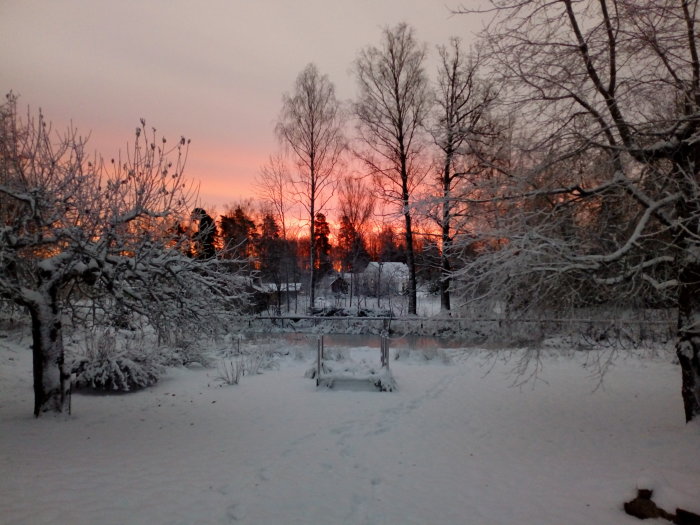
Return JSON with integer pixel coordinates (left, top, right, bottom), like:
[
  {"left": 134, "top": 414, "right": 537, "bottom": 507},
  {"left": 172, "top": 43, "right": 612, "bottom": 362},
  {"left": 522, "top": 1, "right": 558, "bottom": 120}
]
[{"left": 1, "top": 0, "right": 483, "bottom": 211}]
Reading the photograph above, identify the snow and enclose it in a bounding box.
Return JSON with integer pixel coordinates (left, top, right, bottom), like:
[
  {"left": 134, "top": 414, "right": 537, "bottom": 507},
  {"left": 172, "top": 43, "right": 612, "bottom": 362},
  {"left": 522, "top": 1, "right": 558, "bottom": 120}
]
[
  {"left": 311, "top": 347, "right": 396, "bottom": 392},
  {"left": 1, "top": 330, "right": 699, "bottom": 525}
]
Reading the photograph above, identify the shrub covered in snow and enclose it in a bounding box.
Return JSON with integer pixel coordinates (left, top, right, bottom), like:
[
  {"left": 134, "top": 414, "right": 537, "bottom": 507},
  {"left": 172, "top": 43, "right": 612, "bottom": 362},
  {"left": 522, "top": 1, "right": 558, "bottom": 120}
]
[
  {"left": 161, "top": 334, "right": 212, "bottom": 368},
  {"left": 214, "top": 339, "right": 281, "bottom": 386},
  {"left": 72, "top": 356, "right": 161, "bottom": 392},
  {"left": 240, "top": 349, "right": 279, "bottom": 375},
  {"left": 216, "top": 359, "right": 241, "bottom": 385},
  {"left": 71, "top": 330, "right": 163, "bottom": 392}
]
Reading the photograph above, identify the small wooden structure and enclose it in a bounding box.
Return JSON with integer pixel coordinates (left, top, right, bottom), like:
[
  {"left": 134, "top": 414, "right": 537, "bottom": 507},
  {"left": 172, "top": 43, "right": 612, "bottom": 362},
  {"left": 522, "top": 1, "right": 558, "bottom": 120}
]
[
  {"left": 313, "top": 335, "right": 395, "bottom": 391},
  {"left": 330, "top": 276, "right": 349, "bottom": 295}
]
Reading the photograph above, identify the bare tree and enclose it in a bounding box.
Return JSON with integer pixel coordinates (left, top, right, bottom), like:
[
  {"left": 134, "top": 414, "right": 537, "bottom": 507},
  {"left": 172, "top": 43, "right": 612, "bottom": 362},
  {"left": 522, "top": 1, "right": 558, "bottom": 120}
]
[
  {"left": 0, "top": 94, "right": 247, "bottom": 416},
  {"left": 255, "top": 159, "right": 301, "bottom": 312},
  {"left": 256, "top": 153, "right": 290, "bottom": 240},
  {"left": 337, "top": 176, "right": 375, "bottom": 306},
  {"left": 429, "top": 38, "right": 499, "bottom": 312},
  {"left": 353, "top": 23, "right": 432, "bottom": 315},
  {"left": 276, "top": 63, "right": 345, "bottom": 310},
  {"left": 338, "top": 176, "right": 376, "bottom": 238},
  {"left": 453, "top": 0, "right": 700, "bottom": 421}
]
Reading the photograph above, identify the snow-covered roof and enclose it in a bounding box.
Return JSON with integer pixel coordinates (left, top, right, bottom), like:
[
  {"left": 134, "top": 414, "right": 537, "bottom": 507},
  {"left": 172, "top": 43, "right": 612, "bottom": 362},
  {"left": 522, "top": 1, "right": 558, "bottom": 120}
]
[
  {"left": 257, "top": 282, "right": 302, "bottom": 293},
  {"left": 363, "top": 262, "right": 409, "bottom": 277}
]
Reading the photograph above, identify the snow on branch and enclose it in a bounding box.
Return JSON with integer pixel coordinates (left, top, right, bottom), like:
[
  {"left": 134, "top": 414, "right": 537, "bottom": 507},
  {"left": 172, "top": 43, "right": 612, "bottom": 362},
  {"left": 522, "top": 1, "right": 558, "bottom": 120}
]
[{"left": 0, "top": 93, "right": 248, "bottom": 339}]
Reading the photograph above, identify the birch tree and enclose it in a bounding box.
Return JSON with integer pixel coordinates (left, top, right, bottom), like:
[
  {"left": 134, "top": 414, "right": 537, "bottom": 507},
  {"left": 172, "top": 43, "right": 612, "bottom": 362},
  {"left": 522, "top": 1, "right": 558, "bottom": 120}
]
[
  {"left": 338, "top": 176, "right": 376, "bottom": 239},
  {"left": 353, "top": 23, "right": 431, "bottom": 315},
  {"left": 429, "top": 38, "right": 499, "bottom": 311},
  {"left": 454, "top": 0, "right": 700, "bottom": 422},
  {"left": 0, "top": 94, "right": 247, "bottom": 416},
  {"left": 336, "top": 177, "right": 374, "bottom": 307},
  {"left": 256, "top": 153, "right": 290, "bottom": 240},
  {"left": 276, "top": 63, "right": 345, "bottom": 310}
]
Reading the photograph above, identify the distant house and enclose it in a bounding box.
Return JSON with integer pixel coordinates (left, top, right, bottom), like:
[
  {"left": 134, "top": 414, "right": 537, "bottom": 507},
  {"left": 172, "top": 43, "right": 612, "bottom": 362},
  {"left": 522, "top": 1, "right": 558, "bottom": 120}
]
[
  {"left": 257, "top": 282, "right": 302, "bottom": 311},
  {"left": 330, "top": 275, "right": 349, "bottom": 295},
  {"left": 359, "top": 262, "right": 409, "bottom": 296}
]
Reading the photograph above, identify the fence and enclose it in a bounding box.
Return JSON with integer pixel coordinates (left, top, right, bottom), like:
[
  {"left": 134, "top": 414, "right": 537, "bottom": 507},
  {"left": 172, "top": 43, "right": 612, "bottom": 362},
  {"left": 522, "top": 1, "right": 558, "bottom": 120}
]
[{"left": 243, "top": 311, "right": 677, "bottom": 347}]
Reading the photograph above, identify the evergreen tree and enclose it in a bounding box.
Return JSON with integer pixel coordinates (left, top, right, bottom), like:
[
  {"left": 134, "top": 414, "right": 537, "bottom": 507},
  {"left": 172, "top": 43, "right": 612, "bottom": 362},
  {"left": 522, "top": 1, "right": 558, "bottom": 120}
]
[
  {"left": 313, "top": 213, "right": 333, "bottom": 276},
  {"left": 416, "top": 239, "right": 441, "bottom": 292},
  {"left": 260, "top": 213, "right": 280, "bottom": 240},
  {"left": 378, "top": 226, "right": 406, "bottom": 263},
  {"left": 192, "top": 208, "right": 216, "bottom": 260},
  {"left": 257, "top": 213, "right": 283, "bottom": 281},
  {"left": 220, "top": 206, "right": 257, "bottom": 261},
  {"left": 336, "top": 215, "right": 369, "bottom": 272}
]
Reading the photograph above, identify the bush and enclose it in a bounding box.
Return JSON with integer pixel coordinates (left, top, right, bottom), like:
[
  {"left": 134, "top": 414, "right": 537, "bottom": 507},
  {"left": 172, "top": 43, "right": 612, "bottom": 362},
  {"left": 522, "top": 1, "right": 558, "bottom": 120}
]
[
  {"left": 71, "top": 329, "right": 163, "bottom": 392},
  {"left": 214, "top": 338, "right": 280, "bottom": 385},
  {"left": 160, "top": 329, "right": 212, "bottom": 367},
  {"left": 72, "top": 356, "right": 161, "bottom": 391},
  {"left": 216, "top": 359, "right": 241, "bottom": 385}
]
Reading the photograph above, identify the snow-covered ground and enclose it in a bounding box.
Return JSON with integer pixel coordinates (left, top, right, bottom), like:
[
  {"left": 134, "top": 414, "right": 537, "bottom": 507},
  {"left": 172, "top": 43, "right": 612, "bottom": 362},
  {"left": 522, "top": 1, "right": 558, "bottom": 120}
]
[{"left": 1, "top": 330, "right": 698, "bottom": 525}]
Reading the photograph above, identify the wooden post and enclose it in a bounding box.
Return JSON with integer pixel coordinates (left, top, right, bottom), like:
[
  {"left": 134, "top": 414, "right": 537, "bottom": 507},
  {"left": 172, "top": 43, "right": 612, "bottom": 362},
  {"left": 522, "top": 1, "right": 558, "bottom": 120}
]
[
  {"left": 385, "top": 337, "right": 389, "bottom": 368},
  {"left": 386, "top": 337, "right": 389, "bottom": 368},
  {"left": 316, "top": 336, "right": 322, "bottom": 386},
  {"left": 381, "top": 336, "right": 389, "bottom": 368}
]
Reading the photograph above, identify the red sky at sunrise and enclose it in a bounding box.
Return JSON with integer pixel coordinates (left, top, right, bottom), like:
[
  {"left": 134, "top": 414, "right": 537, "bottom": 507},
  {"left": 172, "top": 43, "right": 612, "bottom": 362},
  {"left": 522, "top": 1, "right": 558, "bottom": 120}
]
[{"left": 1, "top": 0, "right": 484, "bottom": 216}]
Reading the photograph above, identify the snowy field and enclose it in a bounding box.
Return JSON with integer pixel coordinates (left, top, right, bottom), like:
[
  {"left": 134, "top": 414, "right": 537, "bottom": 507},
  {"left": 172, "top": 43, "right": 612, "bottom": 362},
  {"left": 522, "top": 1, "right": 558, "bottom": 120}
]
[{"left": 1, "top": 330, "right": 698, "bottom": 525}]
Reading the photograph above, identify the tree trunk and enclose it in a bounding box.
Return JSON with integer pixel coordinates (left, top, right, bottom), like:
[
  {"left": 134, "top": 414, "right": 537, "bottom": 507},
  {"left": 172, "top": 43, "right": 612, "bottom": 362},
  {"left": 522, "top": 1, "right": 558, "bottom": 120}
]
[
  {"left": 402, "top": 178, "right": 418, "bottom": 315},
  {"left": 441, "top": 156, "right": 453, "bottom": 312},
  {"left": 284, "top": 255, "right": 291, "bottom": 313},
  {"left": 377, "top": 263, "right": 382, "bottom": 309},
  {"left": 440, "top": 224, "right": 452, "bottom": 312},
  {"left": 28, "top": 292, "right": 70, "bottom": 417},
  {"left": 404, "top": 211, "right": 417, "bottom": 315},
  {"left": 677, "top": 259, "right": 700, "bottom": 422},
  {"left": 309, "top": 255, "right": 316, "bottom": 312},
  {"left": 349, "top": 271, "right": 354, "bottom": 310},
  {"left": 440, "top": 256, "right": 451, "bottom": 312},
  {"left": 674, "top": 151, "right": 700, "bottom": 423},
  {"left": 309, "top": 196, "right": 316, "bottom": 313}
]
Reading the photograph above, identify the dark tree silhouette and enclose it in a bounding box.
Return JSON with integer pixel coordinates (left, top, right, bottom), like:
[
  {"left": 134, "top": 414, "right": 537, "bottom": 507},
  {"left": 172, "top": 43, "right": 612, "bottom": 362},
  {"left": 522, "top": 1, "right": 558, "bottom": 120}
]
[
  {"left": 378, "top": 226, "right": 406, "bottom": 263},
  {"left": 192, "top": 208, "right": 216, "bottom": 260},
  {"left": 220, "top": 206, "right": 257, "bottom": 262},
  {"left": 313, "top": 212, "right": 333, "bottom": 276},
  {"left": 336, "top": 215, "right": 369, "bottom": 273}
]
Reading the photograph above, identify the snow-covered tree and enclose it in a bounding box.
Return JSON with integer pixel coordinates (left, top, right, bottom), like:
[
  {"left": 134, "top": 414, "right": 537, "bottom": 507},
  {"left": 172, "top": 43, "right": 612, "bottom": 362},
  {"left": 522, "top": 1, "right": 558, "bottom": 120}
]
[
  {"left": 0, "top": 94, "right": 247, "bottom": 416},
  {"left": 453, "top": 0, "right": 700, "bottom": 422},
  {"left": 427, "top": 38, "right": 499, "bottom": 311},
  {"left": 353, "top": 23, "right": 432, "bottom": 315}
]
